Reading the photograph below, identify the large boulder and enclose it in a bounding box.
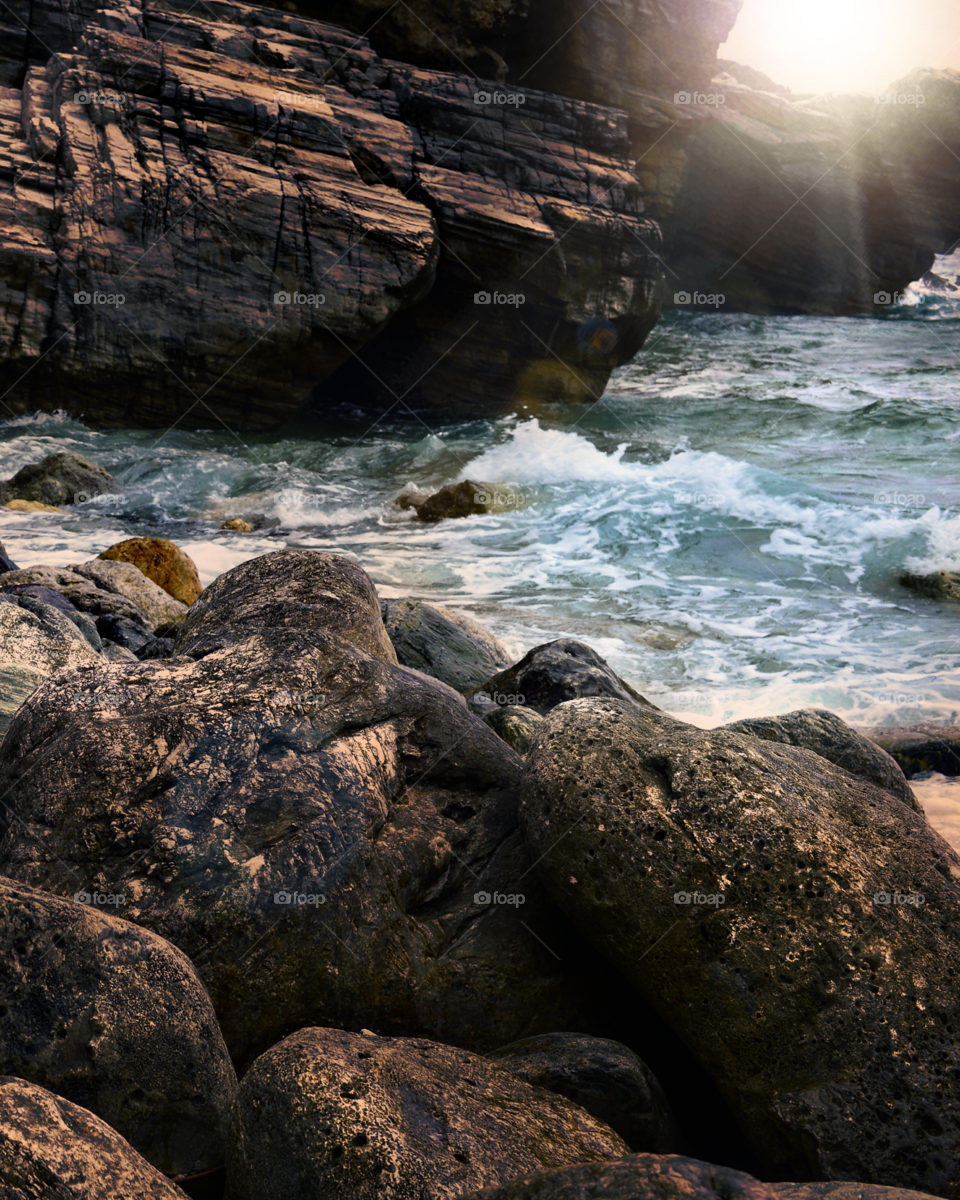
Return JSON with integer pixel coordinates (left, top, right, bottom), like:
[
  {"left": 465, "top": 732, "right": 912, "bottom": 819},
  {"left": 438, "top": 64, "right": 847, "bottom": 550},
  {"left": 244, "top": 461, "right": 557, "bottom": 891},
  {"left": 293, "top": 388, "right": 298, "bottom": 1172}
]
[
  {"left": 486, "top": 1032, "right": 680, "bottom": 1153},
  {"left": 0, "top": 564, "right": 165, "bottom": 629},
  {"left": 0, "top": 877, "right": 237, "bottom": 1177},
  {"left": 0, "top": 594, "right": 102, "bottom": 733},
  {"left": 0, "top": 552, "right": 619, "bottom": 1073},
  {"left": 0, "top": 452, "right": 116, "bottom": 507},
  {"left": 99, "top": 538, "right": 203, "bottom": 606},
  {"left": 70, "top": 561, "right": 189, "bottom": 631},
  {"left": 726, "top": 708, "right": 920, "bottom": 812},
  {"left": 469, "top": 639, "right": 656, "bottom": 715},
  {"left": 381, "top": 598, "right": 512, "bottom": 690},
  {"left": 519, "top": 698, "right": 960, "bottom": 1194},
  {"left": 224, "top": 1027, "right": 629, "bottom": 1200},
  {"left": 0, "top": 1076, "right": 189, "bottom": 1199}
]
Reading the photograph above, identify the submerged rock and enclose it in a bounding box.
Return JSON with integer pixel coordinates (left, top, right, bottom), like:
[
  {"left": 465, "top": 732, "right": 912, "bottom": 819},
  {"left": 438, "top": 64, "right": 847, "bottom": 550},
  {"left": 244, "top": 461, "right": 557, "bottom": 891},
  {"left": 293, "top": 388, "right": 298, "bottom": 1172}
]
[
  {"left": 401, "top": 480, "right": 530, "bottom": 523},
  {"left": 0, "top": 552, "right": 614, "bottom": 1072},
  {"left": 0, "top": 1076, "right": 189, "bottom": 1199},
  {"left": 901, "top": 569, "right": 960, "bottom": 602},
  {"left": 0, "top": 878, "right": 237, "bottom": 1177},
  {"left": 726, "top": 708, "right": 920, "bottom": 812},
  {"left": 224, "top": 1028, "right": 628, "bottom": 1200},
  {"left": 486, "top": 1032, "right": 681, "bottom": 1153},
  {"left": 381, "top": 598, "right": 512, "bottom": 691},
  {"left": 0, "top": 452, "right": 116, "bottom": 507},
  {"left": 99, "top": 538, "right": 203, "bottom": 606},
  {"left": 470, "top": 638, "right": 656, "bottom": 716},
  {"left": 520, "top": 698, "right": 960, "bottom": 1194},
  {"left": 4, "top": 498, "right": 65, "bottom": 512},
  {"left": 220, "top": 519, "right": 255, "bottom": 532}
]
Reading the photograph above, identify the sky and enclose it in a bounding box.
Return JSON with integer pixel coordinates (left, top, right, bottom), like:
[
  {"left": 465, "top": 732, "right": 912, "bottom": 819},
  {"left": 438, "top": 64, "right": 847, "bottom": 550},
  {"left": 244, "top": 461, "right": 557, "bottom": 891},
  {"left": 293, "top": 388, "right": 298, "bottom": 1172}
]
[{"left": 721, "top": 0, "right": 960, "bottom": 96}]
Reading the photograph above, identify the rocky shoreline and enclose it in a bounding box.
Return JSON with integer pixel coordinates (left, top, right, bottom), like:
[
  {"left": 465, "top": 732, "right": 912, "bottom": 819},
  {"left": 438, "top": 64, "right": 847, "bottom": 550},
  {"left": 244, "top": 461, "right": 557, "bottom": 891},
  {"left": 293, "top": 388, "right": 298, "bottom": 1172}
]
[{"left": 0, "top": 537, "right": 956, "bottom": 1198}]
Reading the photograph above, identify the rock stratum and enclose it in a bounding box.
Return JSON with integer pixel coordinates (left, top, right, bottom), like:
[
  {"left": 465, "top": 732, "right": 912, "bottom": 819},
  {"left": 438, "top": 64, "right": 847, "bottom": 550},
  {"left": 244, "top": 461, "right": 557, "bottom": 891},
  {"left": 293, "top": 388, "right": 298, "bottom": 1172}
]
[{"left": 1, "top": 0, "right": 956, "bottom": 427}]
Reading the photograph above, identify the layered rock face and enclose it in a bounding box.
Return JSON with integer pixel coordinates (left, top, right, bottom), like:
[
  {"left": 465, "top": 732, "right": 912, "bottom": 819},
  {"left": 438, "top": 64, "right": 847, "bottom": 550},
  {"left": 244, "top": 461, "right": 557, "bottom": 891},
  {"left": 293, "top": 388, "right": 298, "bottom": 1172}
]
[{"left": 0, "top": 0, "right": 663, "bottom": 429}]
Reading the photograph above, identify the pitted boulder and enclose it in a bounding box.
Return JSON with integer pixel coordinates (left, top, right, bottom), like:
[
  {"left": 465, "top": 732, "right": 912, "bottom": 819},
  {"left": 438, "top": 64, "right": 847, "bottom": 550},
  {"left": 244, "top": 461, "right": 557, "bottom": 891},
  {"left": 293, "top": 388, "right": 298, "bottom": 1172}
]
[
  {"left": 224, "top": 1028, "right": 628, "bottom": 1200},
  {"left": 0, "top": 878, "right": 237, "bottom": 1177},
  {"left": 519, "top": 697, "right": 960, "bottom": 1194}
]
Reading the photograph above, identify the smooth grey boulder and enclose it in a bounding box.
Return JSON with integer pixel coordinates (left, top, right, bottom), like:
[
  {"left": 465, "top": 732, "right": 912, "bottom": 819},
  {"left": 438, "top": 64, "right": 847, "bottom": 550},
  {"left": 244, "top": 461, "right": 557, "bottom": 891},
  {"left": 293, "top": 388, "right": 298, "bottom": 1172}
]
[
  {"left": 70, "top": 560, "right": 188, "bottom": 631},
  {"left": 0, "top": 877, "right": 237, "bottom": 1177},
  {"left": 0, "top": 565, "right": 153, "bottom": 627},
  {"left": 0, "top": 553, "right": 614, "bottom": 1074},
  {"left": 469, "top": 638, "right": 656, "bottom": 716},
  {"left": 0, "top": 1076, "right": 188, "bottom": 1199},
  {"left": 224, "top": 1028, "right": 629, "bottom": 1200},
  {"left": 456, "top": 1154, "right": 781, "bottom": 1200},
  {"left": 486, "top": 1032, "right": 680, "bottom": 1153},
  {"left": 726, "top": 708, "right": 920, "bottom": 813},
  {"left": 381, "top": 598, "right": 512, "bottom": 691},
  {"left": 175, "top": 550, "right": 398, "bottom": 663},
  {"left": 0, "top": 452, "right": 117, "bottom": 507},
  {"left": 485, "top": 705, "right": 545, "bottom": 756},
  {"left": 519, "top": 697, "right": 960, "bottom": 1196}
]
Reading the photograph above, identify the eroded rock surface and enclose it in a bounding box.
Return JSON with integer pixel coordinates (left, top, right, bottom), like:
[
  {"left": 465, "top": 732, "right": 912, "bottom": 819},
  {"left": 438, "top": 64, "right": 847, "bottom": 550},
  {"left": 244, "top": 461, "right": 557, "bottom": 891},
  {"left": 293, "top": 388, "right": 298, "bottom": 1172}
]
[
  {"left": 224, "top": 1028, "right": 628, "bottom": 1200},
  {"left": 519, "top": 697, "right": 960, "bottom": 1194},
  {"left": 0, "top": 877, "right": 237, "bottom": 1177}
]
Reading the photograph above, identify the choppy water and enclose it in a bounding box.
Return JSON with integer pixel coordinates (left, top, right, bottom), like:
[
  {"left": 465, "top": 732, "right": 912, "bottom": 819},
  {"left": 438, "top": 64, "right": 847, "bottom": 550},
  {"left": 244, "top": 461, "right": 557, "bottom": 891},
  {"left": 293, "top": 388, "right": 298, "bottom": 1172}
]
[{"left": 2, "top": 253, "right": 958, "bottom": 751}]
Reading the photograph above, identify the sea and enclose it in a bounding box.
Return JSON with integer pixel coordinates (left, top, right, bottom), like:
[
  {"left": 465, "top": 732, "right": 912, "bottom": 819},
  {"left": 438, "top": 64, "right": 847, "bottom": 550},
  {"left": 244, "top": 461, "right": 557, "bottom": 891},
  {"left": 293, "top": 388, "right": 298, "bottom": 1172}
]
[{"left": 2, "top": 252, "right": 959, "bottom": 848}]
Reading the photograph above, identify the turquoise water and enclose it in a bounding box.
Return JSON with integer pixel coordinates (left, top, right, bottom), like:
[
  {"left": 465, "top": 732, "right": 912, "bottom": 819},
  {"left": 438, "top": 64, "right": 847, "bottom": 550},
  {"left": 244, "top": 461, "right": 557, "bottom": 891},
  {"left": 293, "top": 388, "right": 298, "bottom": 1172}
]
[{"left": 1, "top": 255, "right": 958, "bottom": 733}]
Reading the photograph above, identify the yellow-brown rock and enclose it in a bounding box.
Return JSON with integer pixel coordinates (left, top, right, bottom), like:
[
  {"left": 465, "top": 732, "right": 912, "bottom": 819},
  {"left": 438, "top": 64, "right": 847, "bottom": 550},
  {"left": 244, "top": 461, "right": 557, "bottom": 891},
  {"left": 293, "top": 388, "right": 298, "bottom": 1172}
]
[
  {"left": 220, "top": 519, "right": 255, "bottom": 533},
  {"left": 98, "top": 538, "right": 202, "bottom": 606},
  {"left": 4, "top": 500, "right": 64, "bottom": 513}
]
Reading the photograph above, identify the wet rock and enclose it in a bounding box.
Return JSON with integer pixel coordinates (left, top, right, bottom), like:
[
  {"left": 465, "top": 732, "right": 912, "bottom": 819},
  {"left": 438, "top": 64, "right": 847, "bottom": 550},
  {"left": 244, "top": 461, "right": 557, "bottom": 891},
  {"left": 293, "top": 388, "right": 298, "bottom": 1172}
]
[
  {"left": 0, "top": 1076, "right": 189, "bottom": 1199},
  {"left": 0, "top": 565, "right": 154, "bottom": 627},
  {"left": 0, "top": 587, "right": 103, "bottom": 654},
  {"left": 0, "top": 552, "right": 613, "bottom": 1073},
  {"left": 175, "top": 549, "right": 398, "bottom": 664},
  {"left": 519, "top": 697, "right": 960, "bottom": 1194},
  {"left": 381, "top": 598, "right": 512, "bottom": 691},
  {"left": 70, "top": 560, "right": 189, "bottom": 631},
  {"left": 485, "top": 705, "right": 544, "bottom": 755},
  {"left": 102, "top": 643, "right": 139, "bottom": 662},
  {"left": 0, "top": 452, "right": 116, "bottom": 507},
  {"left": 857, "top": 723, "right": 960, "bottom": 778},
  {"left": 726, "top": 708, "right": 920, "bottom": 813},
  {"left": 469, "top": 639, "right": 656, "bottom": 716},
  {"left": 0, "top": 877, "right": 237, "bottom": 1177},
  {"left": 136, "top": 636, "right": 177, "bottom": 661},
  {"left": 0, "top": 581, "right": 76, "bottom": 615},
  {"left": 98, "top": 538, "right": 203, "bottom": 606},
  {"left": 96, "top": 613, "right": 155, "bottom": 653},
  {"left": 224, "top": 1028, "right": 628, "bottom": 1200},
  {"left": 456, "top": 1153, "right": 781, "bottom": 1200},
  {"left": 220, "top": 519, "right": 255, "bottom": 532},
  {"left": 4, "top": 497, "right": 65, "bottom": 512},
  {"left": 486, "top": 1032, "right": 681, "bottom": 1153},
  {"left": 0, "top": 594, "right": 101, "bottom": 687},
  {"left": 901, "top": 569, "right": 960, "bottom": 602},
  {"left": 0, "top": 542, "right": 16, "bottom": 573},
  {"left": 402, "top": 480, "right": 529, "bottom": 522}
]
